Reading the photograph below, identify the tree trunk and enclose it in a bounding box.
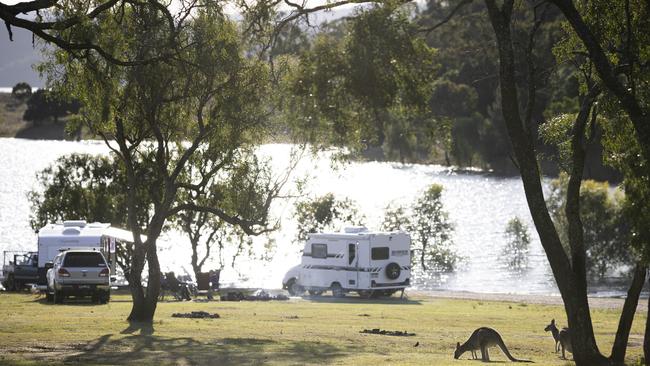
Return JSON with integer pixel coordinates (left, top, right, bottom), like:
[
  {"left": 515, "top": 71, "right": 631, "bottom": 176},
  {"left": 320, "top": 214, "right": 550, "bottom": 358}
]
[
  {"left": 191, "top": 239, "right": 201, "bottom": 281},
  {"left": 645, "top": 284, "right": 650, "bottom": 365},
  {"left": 610, "top": 265, "right": 646, "bottom": 364},
  {"left": 125, "top": 238, "right": 162, "bottom": 323},
  {"left": 483, "top": 1, "right": 608, "bottom": 364}
]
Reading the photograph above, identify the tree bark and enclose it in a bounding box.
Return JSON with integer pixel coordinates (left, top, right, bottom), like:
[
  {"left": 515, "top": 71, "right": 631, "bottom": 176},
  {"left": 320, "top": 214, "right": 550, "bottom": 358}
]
[{"left": 610, "top": 264, "right": 646, "bottom": 364}]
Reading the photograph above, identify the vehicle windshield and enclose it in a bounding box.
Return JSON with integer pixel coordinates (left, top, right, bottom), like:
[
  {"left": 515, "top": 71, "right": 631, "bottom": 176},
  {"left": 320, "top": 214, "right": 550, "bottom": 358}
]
[{"left": 63, "top": 252, "right": 106, "bottom": 267}]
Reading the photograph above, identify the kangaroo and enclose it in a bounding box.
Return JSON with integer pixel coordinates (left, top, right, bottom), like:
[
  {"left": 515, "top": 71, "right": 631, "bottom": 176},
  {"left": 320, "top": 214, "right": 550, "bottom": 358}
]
[
  {"left": 544, "top": 319, "right": 561, "bottom": 353},
  {"left": 454, "top": 327, "right": 533, "bottom": 362},
  {"left": 558, "top": 327, "right": 572, "bottom": 359}
]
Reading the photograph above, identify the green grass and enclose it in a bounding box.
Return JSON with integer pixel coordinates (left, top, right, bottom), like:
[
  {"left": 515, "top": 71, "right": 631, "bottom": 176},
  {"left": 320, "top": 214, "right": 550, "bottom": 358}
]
[{"left": 0, "top": 292, "right": 645, "bottom": 365}]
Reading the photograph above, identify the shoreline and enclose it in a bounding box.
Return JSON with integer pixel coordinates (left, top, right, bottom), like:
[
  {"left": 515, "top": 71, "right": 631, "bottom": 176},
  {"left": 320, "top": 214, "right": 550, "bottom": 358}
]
[{"left": 411, "top": 289, "right": 648, "bottom": 311}]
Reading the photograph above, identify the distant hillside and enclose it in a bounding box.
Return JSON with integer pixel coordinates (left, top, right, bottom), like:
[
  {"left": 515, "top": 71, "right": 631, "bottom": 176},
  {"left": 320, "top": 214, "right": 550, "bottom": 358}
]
[{"left": 0, "top": 93, "right": 67, "bottom": 139}]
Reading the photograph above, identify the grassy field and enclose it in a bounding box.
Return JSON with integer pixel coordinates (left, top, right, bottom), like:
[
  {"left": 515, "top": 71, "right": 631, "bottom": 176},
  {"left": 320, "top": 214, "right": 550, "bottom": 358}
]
[{"left": 0, "top": 292, "right": 645, "bottom": 365}]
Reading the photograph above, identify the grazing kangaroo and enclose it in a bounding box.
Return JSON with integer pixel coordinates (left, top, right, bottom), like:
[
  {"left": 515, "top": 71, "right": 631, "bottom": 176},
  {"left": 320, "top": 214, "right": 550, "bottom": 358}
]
[
  {"left": 544, "top": 319, "right": 561, "bottom": 353},
  {"left": 454, "top": 327, "right": 533, "bottom": 362}
]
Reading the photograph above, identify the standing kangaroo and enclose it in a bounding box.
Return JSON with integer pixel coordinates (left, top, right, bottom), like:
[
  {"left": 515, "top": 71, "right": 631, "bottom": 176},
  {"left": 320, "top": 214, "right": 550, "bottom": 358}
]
[
  {"left": 544, "top": 319, "right": 572, "bottom": 359},
  {"left": 544, "top": 319, "right": 560, "bottom": 352},
  {"left": 454, "top": 327, "right": 533, "bottom": 362}
]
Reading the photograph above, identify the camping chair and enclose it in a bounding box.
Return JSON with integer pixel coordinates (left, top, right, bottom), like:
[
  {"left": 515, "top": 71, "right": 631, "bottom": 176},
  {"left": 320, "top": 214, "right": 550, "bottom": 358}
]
[
  {"left": 161, "top": 271, "right": 190, "bottom": 301},
  {"left": 197, "top": 270, "right": 220, "bottom": 300},
  {"left": 196, "top": 272, "right": 210, "bottom": 298}
]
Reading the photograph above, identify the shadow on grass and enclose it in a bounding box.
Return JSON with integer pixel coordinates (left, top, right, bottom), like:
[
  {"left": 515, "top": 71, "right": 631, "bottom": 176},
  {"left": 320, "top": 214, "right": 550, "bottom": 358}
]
[
  {"left": 121, "top": 322, "right": 154, "bottom": 336},
  {"left": 62, "top": 334, "right": 360, "bottom": 365},
  {"left": 29, "top": 296, "right": 108, "bottom": 307},
  {"left": 305, "top": 295, "right": 422, "bottom": 305}
]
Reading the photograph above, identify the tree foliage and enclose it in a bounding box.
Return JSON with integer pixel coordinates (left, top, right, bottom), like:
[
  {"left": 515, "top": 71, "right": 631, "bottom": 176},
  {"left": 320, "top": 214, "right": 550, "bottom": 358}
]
[
  {"left": 23, "top": 89, "right": 80, "bottom": 125},
  {"left": 546, "top": 175, "right": 632, "bottom": 280},
  {"left": 382, "top": 184, "right": 457, "bottom": 272},
  {"left": 294, "top": 193, "right": 364, "bottom": 242},
  {"left": 502, "top": 217, "right": 531, "bottom": 271},
  {"left": 39, "top": 3, "right": 289, "bottom": 322},
  {"left": 11, "top": 82, "right": 32, "bottom": 101},
  {"left": 27, "top": 153, "right": 152, "bottom": 274},
  {"left": 282, "top": 3, "right": 440, "bottom": 162}
]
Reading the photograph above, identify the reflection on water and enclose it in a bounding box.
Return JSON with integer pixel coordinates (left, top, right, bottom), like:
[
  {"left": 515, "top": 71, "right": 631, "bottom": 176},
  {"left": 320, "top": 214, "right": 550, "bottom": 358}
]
[{"left": 0, "top": 138, "right": 633, "bottom": 296}]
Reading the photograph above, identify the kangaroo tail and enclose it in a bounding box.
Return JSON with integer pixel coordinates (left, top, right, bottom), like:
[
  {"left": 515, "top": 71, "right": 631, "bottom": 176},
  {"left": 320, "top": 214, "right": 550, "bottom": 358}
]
[{"left": 497, "top": 334, "right": 534, "bottom": 363}]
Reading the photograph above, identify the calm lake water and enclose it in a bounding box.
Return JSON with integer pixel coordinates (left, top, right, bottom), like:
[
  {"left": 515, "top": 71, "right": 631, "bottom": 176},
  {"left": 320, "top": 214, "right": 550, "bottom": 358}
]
[{"left": 0, "top": 137, "right": 574, "bottom": 295}]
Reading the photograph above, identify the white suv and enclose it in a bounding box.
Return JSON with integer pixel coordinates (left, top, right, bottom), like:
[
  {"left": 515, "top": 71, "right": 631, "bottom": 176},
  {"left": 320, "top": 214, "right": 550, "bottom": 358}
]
[{"left": 46, "top": 249, "right": 111, "bottom": 304}]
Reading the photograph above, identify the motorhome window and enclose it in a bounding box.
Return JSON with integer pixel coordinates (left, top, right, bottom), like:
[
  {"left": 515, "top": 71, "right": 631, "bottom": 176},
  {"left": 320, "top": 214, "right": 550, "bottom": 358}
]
[
  {"left": 371, "top": 247, "right": 389, "bottom": 260},
  {"left": 63, "top": 253, "right": 106, "bottom": 267},
  {"left": 312, "top": 244, "right": 328, "bottom": 259},
  {"left": 348, "top": 244, "right": 356, "bottom": 265}
]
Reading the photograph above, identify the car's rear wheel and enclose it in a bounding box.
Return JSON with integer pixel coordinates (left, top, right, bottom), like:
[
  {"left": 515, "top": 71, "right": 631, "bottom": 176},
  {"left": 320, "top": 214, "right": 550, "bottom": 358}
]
[
  {"left": 54, "top": 289, "right": 63, "bottom": 304},
  {"left": 99, "top": 292, "right": 110, "bottom": 304},
  {"left": 4, "top": 274, "right": 15, "bottom": 291}
]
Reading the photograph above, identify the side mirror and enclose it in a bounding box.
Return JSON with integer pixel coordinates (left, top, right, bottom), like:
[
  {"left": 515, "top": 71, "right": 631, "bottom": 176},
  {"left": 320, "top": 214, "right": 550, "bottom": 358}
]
[
  {"left": 44, "top": 261, "right": 54, "bottom": 270},
  {"left": 110, "top": 276, "right": 117, "bottom": 283}
]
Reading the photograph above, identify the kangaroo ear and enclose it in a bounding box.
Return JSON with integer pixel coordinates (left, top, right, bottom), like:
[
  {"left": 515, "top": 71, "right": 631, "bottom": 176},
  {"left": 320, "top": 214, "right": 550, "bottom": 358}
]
[
  {"left": 456, "top": 342, "right": 460, "bottom": 349},
  {"left": 551, "top": 319, "right": 555, "bottom": 324}
]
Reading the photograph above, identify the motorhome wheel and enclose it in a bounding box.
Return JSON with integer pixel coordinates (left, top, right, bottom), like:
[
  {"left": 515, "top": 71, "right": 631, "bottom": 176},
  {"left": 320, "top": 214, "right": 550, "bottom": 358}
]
[
  {"left": 385, "top": 262, "right": 401, "bottom": 280},
  {"left": 331, "top": 283, "right": 344, "bottom": 298},
  {"left": 287, "top": 279, "right": 304, "bottom": 296}
]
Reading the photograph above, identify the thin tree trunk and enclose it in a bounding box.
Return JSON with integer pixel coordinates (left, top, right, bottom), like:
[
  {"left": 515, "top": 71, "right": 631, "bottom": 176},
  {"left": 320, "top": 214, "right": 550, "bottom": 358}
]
[
  {"left": 610, "top": 264, "right": 646, "bottom": 364},
  {"left": 645, "top": 284, "right": 650, "bottom": 365}
]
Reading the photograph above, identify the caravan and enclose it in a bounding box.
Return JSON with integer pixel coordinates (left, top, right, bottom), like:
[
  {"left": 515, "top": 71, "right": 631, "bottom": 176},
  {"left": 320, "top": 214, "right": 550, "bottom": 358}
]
[
  {"left": 282, "top": 227, "right": 411, "bottom": 298},
  {"left": 36, "top": 220, "right": 138, "bottom": 288}
]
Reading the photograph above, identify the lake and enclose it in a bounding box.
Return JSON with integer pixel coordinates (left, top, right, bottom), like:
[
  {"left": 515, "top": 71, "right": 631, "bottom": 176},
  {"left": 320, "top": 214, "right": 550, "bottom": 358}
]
[{"left": 0, "top": 137, "right": 565, "bottom": 294}]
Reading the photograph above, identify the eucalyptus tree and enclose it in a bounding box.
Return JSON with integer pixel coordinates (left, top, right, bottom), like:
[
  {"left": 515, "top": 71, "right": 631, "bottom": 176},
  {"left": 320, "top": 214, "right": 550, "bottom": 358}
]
[
  {"left": 28, "top": 153, "right": 155, "bottom": 276},
  {"left": 502, "top": 217, "right": 531, "bottom": 271},
  {"left": 293, "top": 193, "right": 364, "bottom": 243},
  {"left": 39, "top": 3, "right": 287, "bottom": 323},
  {"left": 281, "top": 3, "right": 439, "bottom": 161},
  {"left": 381, "top": 184, "right": 457, "bottom": 272},
  {"left": 265, "top": 1, "right": 647, "bottom": 364}
]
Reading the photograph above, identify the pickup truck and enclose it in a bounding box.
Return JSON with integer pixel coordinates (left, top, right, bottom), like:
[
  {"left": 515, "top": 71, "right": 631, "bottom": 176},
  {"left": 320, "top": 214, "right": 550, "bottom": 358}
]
[{"left": 2, "top": 251, "right": 39, "bottom": 291}]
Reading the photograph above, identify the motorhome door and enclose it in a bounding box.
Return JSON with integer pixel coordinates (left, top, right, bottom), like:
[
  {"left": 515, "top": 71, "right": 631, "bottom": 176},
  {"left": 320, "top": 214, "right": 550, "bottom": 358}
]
[{"left": 346, "top": 243, "right": 358, "bottom": 289}]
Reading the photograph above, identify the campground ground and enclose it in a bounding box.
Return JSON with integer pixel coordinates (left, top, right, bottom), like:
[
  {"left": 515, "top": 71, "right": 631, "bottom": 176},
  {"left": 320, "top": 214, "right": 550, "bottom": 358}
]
[{"left": 0, "top": 291, "right": 646, "bottom": 365}]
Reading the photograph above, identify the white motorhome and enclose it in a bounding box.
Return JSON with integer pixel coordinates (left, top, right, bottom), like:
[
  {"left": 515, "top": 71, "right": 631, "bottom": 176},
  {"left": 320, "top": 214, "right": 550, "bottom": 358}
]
[
  {"left": 36, "top": 220, "right": 138, "bottom": 287},
  {"left": 282, "top": 227, "right": 411, "bottom": 298}
]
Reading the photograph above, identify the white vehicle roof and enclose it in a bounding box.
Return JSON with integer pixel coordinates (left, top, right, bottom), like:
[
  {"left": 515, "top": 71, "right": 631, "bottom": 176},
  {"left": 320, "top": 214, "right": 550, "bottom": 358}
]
[
  {"left": 308, "top": 227, "right": 409, "bottom": 241},
  {"left": 38, "top": 221, "right": 110, "bottom": 239},
  {"left": 38, "top": 221, "right": 146, "bottom": 241}
]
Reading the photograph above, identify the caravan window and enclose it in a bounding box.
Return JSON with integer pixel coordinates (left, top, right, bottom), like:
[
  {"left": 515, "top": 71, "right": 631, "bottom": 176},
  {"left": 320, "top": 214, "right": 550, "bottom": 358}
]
[
  {"left": 311, "top": 244, "right": 328, "bottom": 259},
  {"left": 371, "top": 247, "right": 389, "bottom": 260}
]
